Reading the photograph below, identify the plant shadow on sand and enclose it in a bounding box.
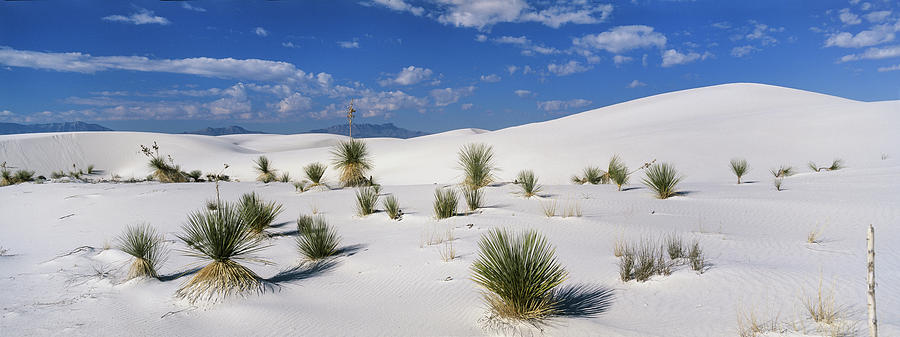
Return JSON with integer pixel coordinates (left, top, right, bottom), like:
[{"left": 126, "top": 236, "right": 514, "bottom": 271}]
[
  {"left": 159, "top": 267, "right": 203, "bottom": 282},
  {"left": 551, "top": 284, "right": 615, "bottom": 318},
  {"left": 265, "top": 243, "right": 365, "bottom": 286}
]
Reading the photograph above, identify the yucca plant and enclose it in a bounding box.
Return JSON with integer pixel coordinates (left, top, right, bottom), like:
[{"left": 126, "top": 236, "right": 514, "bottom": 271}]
[
  {"left": 383, "top": 195, "right": 402, "bottom": 220},
  {"left": 458, "top": 143, "right": 497, "bottom": 190},
  {"left": 0, "top": 169, "right": 12, "bottom": 186},
  {"left": 516, "top": 170, "right": 542, "bottom": 198},
  {"left": 304, "top": 162, "right": 327, "bottom": 186},
  {"left": 278, "top": 172, "right": 291, "bottom": 183},
  {"left": 331, "top": 139, "right": 373, "bottom": 187},
  {"left": 730, "top": 158, "right": 749, "bottom": 184},
  {"left": 433, "top": 188, "right": 459, "bottom": 219},
  {"left": 607, "top": 157, "right": 629, "bottom": 191},
  {"left": 238, "top": 192, "right": 285, "bottom": 235},
  {"left": 808, "top": 161, "right": 821, "bottom": 172},
  {"left": 253, "top": 156, "right": 277, "bottom": 183},
  {"left": 462, "top": 186, "right": 483, "bottom": 212},
  {"left": 148, "top": 156, "right": 186, "bottom": 182},
  {"left": 571, "top": 166, "right": 605, "bottom": 185},
  {"left": 86, "top": 164, "right": 95, "bottom": 174},
  {"left": 642, "top": 163, "right": 683, "bottom": 199},
  {"left": 296, "top": 215, "right": 340, "bottom": 261},
  {"left": 770, "top": 165, "right": 794, "bottom": 178},
  {"left": 355, "top": 187, "right": 379, "bottom": 216},
  {"left": 116, "top": 223, "right": 167, "bottom": 280},
  {"left": 471, "top": 228, "right": 568, "bottom": 321},
  {"left": 175, "top": 203, "right": 269, "bottom": 303},
  {"left": 293, "top": 181, "right": 308, "bottom": 193},
  {"left": 186, "top": 170, "right": 204, "bottom": 182},
  {"left": 828, "top": 159, "right": 844, "bottom": 171}
]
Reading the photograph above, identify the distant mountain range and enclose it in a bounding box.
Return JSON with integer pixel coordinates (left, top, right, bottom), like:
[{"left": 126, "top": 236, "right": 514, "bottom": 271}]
[
  {"left": 308, "top": 123, "right": 428, "bottom": 139},
  {"left": 0, "top": 121, "right": 112, "bottom": 135},
  {"left": 183, "top": 125, "right": 264, "bottom": 136}
]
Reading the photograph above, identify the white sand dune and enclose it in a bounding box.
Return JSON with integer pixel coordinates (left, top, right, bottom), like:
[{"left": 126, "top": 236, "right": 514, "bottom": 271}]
[{"left": 0, "top": 83, "right": 898, "bottom": 336}]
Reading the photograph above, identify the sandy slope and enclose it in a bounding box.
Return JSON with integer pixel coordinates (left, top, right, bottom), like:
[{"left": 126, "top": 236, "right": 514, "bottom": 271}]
[{"left": 1, "top": 83, "right": 898, "bottom": 336}]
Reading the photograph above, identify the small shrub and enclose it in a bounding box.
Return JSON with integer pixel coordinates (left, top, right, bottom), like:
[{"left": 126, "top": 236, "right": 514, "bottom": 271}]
[
  {"left": 303, "top": 162, "right": 327, "bottom": 186},
  {"left": 206, "top": 173, "right": 230, "bottom": 182},
  {"left": 331, "top": 139, "right": 373, "bottom": 187},
  {"left": 774, "top": 178, "right": 784, "bottom": 191},
  {"left": 433, "top": 188, "right": 459, "bottom": 220},
  {"left": 116, "top": 223, "right": 167, "bottom": 280},
  {"left": 383, "top": 195, "right": 402, "bottom": 220},
  {"left": 572, "top": 166, "right": 605, "bottom": 185},
  {"left": 541, "top": 199, "right": 557, "bottom": 217},
  {"left": 1, "top": 169, "right": 34, "bottom": 186},
  {"left": 296, "top": 215, "right": 340, "bottom": 261},
  {"left": 642, "top": 163, "right": 683, "bottom": 199},
  {"left": 730, "top": 158, "right": 749, "bottom": 184},
  {"left": 516, "top": 170, "right": 542, "bottom": 198},
  {"left": 278, "top": 172, "right": 291, "bottom": 183},
  {"left": 141, "top": 142, "right": 187, "bottom": 183},
  {"left": 253, "top": 156, "right": 277, "bottom": 183},
  {"left": 808, "top": 161, "right": 821, "bottom": 172},
  {"left": 633, "top": 241, "right": 661, "bottom": 282},
  {"left": 458, "top": 143, "right": 497, "bottom": 189},
  {"left": 462, "top": 186, "right": 483, "bottom": 212},
  {"left": 238, "top": 192, "right": 285, "bottom": 235},
  {"left": 618, "top": 250, "right": 635, "bottom": 282},
  {"left": 770, "top": 165, "right": 794, "bottom": 178},
  {"left": 205, "top": 199, "right": 219, "bottom": 211},
  {"left": 355, "top": 187, "right": 379, "bottom": 216},
  {"left": 471, "top": 228, "right": 568, "bottom": 321}
]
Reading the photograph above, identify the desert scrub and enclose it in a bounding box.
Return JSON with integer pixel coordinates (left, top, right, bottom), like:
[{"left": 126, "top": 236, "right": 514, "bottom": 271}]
[
  {"left": 331, "top": 139, "right": 373, "bottom": 187},
  {"left": 619, "top": 237, "right": 705, "bottom": 282},
  {"left": 116, "top": 223, "right": 167, "bottom": 280},
  {"left": 253, "top": 156, "right": 278, "bottom": 183},
  {"left": 0, "top": 169, "right": 34, "bottom": 186},
  {"left": 433, "top": 187, "right": 459, "bottom": 219},
  {"left": 140, "top": 142, "right": 187, "bottom": 183},
  {"left": 383, "top": 195, "right": 402, "bottom": 220},
  {"left": 462, "top": 185, "right": 484, "bottom": 212},
  {"left": 770, "top": 165, "right": 794, "bottom": 178},
  {"left": 176, "top": 203, "right": 269, "bottom": 303},
  {"left": 571, "top": 166, "right": 605, "bottom": 185},
  {"left": 664, "top": 233, "right": 685, "bottom": 259},
  {"left": 516, "top": 170, "right": 542, "bottom": 198},
  {"left": 296, "top": 215, "right": 341, "bottom": 261},
  {"left": 642, "top": 163, "right": 683, "bottom": 199},
  {"left": 303, "top": 162, "right": 327, "bottom": 186},
  {"left": 458, "top": 142, "right": 497, "bottom": 189},
  {"left": 238, "top": 192, "right": 285, "bottom": 235},
  {"left": 471, "top": 229, "right": 568, "bottom": 322},
  {"left": 355, "top": 187, "right": 379, "bottom": 216},
  {"left": 730, "top": 158, "right": 749, "bottom": 184}
]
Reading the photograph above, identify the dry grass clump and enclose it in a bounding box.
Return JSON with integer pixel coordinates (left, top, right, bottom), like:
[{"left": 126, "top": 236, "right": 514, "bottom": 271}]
[
  {"left": 736, "top": 306, "right": 783, "bottom": 337},
  {"left": 540, "top": 199, "right": 557, "bottom": 218},
  {"left": 515, "top": 170, "right": 542, "bottom": 198},
  {"left": 296, "top": 215, "right": 341, "bottom": 261},
  {"left": 807, "top": 227, "right": 822, "bottom": 244},
  {"left": 687, "top": 241, "right": 707, "bottom": 273},
  {"left": 382, "top": 195, "right": 402, "bottom": 220},
  {"left": 116, "top": 223, "right": 167, "bottom": 280},
  {"left": 278, "top": 172, "right": 291, "bottom": 183},
  {"left": 619, "top": 235, "right": 706, "bottom": 282},
  {"left": 303, "top": 162, "right": 327, "bottom": 187},
  {"left": 433, "top": 187, "right": 459, "bottom": 219},
  {"left": 421, "top": 225, "right": 454, "bottom": 247},
  {"left": 331, "top": 139, "right": 373, "bottom": 187},
  {"left": 642, "top": 163, "right": 683, "bottom": 199},
  {"left": 560, "top": 198, "right": 582, "bottom": 218},
  {"left": 471, "top": 229, "right": 568, "bottom": 322},
  {"left": 238, "top": 192, "right": 284, "bottom": 235},
  {"left": 176, "top": 203, "right": 269, "bottom": 303},
  {"left": 355, "top": 187, "right": 379, "bottom": 216},
  {"left": 730, "top": 158, "right": 749, "bottom": 184},
  {"left": 253, "top": 156, "right": 277, "bottom": 183},
  {"left": 438, "top": 241, "right": 456, "bottom": 262}
]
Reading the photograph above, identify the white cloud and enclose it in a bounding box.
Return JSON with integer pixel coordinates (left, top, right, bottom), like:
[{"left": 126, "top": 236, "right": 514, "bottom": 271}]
[
  {"left": 878, "top": 64, "right": 900, "bottom": 71},
  {"left": 430, "top": 86, "right": 476, "bottom": 106},
  {"left": 182, "top": 3, "right": 206, "bottom": 12},
  {"left": 547, "top": 60, "right": 590, "bottom": 76},
  {"left": 839, "top": 45, "right": 900, "bottom": 62},
  {"left": 276, "top": 92, "right": 313, "bottom": 114},
  {"left": 475, "top": 34, "right": 488, "bottom": 42},
  {"left": 506, "top": 65, "right": 518, "bottom": 74},
  {"left": 661, "top": 49, "right": 710, "bottom": 67},
  {"left": 573, "top": 25, "right": 667, "bottom": 53},
  {"left": 205, "top": 83, "right": 251, "bottom": 116},
  {"left": 514, "top": 89, "right": 532, "bottom": 97},
  {"left": 865, "top": 11, "right": 892, "bottom": 23},
  {"left": 519, "top": 4, "right": 613, "bottom": 29},
  {"left": 860, "top": 2, "right": 872, "bottom": 11},
  {"left": 744, "top": 21, "right": 783, "bottom": 46},
  {"left": 730, "top": 45, "right": 758, "bottom": 57},
  {"left": 282, "top": 42, "right": 299, "bottom": 48},
  {"left": 825, "top": 23, "right": 897, "bottom": 48},
  {"left": 613, "top": 55, "right": 633, "bottom": 65},
  {"left": 480, "top": 74, "right": 501, "bottom": 82},
  {"left": 337, "top": 40, "right": 360, "bottom": 48},
  {"left": 537, "top": 98, "right": 591, "bottom": 112},
  {"left": 711, "top": 21, "right": 731, "bottom": 29},
  {"left": 379, "top": 66, "right": 433, "bottom": 86},
  {"left": 461, "top": 103, "right": 474, "bottom": 110},
  {"left": 370, "top": 0, "right": 612, "bottom": 30},
  {"left": 493, "top": 36, "right": 559, "bottom": 55},
  {"left": 365, "top": 0, "right": 425, "bottom": 16},
  {"left": 254, "top": 27, "right": 269, "bottom": 37},
  {"left": 626, "top": 80, "right": 646, "bottom": 88},
  {"left": 102, "top": 8, "right": 170, "bottom": 25},
  {"left": 839, "top": 8, "right": 862, "bottom": 25}
]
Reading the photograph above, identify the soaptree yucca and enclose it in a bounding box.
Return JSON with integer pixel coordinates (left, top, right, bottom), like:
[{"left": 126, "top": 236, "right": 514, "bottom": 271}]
[
  {"left": 458, "top": 143, "right": 497, "bottom": 189},
  {"left": 254, "top": 156, "right": 277, "bottom": 183},
  {"left": 516, "top": 170, "right": 542, "bottom": 198},
  {"left": 641, "top": 163, "right": 683, "bottom": 199},
  {"left": 462, "top": 185, "right": 484, "bottom": 212},
  {"left": 730, "top": 158, "right": 749, "bottom": 184},
  {"left": 331, "top": 139, "right": 373, "bottom": 187},
  {"left": 238, "top": 192, "right": 284, "bottom": 235},
  {"left": 296, "top": 215, "right": 341, "bottom": 261},
  {"left": 176, "top": 203, "right": 269, "bottom": 303},
  {"left": 571, "top": 166, "right": 605, "bottom": 185},
  {"left": 433, "top": 187, "right": 459, "bottom": 219},
  {"left": 304, "top": 162, "right": 327, "bottom": 186},
  {"left": 383, "top": 195, "right": 402, "bottom": 220},
  {"left": 607, "top": 156, "right": 629, "bottom": 191},
  {"left": 355, "top": 187, "right": 379, "bottom": 216},
  {"left": 116, "top": 223, "right": 167, "bottom": 280},
  {"left": 471, "top": 228, "right": 568, "bottom": 322}
]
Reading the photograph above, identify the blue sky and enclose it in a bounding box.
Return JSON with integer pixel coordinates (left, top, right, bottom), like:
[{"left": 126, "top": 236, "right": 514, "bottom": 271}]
[{"left": 1, "top": 0, "right": 898, "bottom": 133}]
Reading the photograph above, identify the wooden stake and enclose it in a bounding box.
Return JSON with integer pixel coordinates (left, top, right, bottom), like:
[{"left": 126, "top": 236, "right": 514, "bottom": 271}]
[{"left": 867, "top": 224, "right": 877, "bottom": 337}]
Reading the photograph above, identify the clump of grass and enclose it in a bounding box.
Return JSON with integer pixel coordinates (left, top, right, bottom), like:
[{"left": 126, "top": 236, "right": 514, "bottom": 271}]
[
  {"left": 253, "top": 156, "right": 277, "bottom": 183},
  {"left": 175, "top": 203, "right": 269, "bottom": 303},
  {"left": 665, "top": 233, "right": 685, "bottom": 259},
  {"left": 471, "top": 228, "right": 568, "bottom": 322},
  {"left": 808, "top": 161, "right": 821, "bottom": 172},
  {"left": 607, "top": 155, "right": 629, "bottom": 191},
  {"left": 619, "top": 237, "right": 704, "bottom": 281},
  {"left": 516, "top": 170, "right": 542, "bottom": 198},
  {"left": 116, "top": 224, "right": 167, "bottom": 280},
  {"left": 612, "top": 235, "right": 626, "bottom": 257},
  {"left": 421, "top": 225, "right": 454, "bottom": 247},
  {"left": 642, "top": 163, "right": 683, "bottom": 199},
  {"left": 730, "top": 158, "right": 749, "bottom": 184},
  {"left": 571, "top": 166, "right": 605, "bottom": 185},
  {"left": 238, "top": 192, "right": 284, "bottom": 235},
  {"left": 458, "top": 143, "right": 497, "bottom": 189},
  {"left": 618, "top": 250, "right": 635, "bottom": 281},
  {"left": 51, "top": 170, "right": 66, "bottom": 179},
  {"left": 383, "top": 195, "right": 402, "bottom": 220},
  {"left": 355, "top": 187, "right": 379, "bottom": 216},
  {"left": 770, "top": 165, "right": 795, "bottom": 178},
  {"left": 438, "top": 241, "right": 456, "bottom": 262},
  {"left": 303, "top": 162, "right": 327, "bottom": 187},
  {"left": 807, "top": 227, "right": 822, "bottom": 244},
  {"left": 540, "top": 199, "right": 557, "bottom": 218},
  {"left": 205, "top": 199, "right": 219, "bottom": 211},
  {"left": 828, "top": 159, "right": 844, "bottom": 171},
  {"left": 331, "top": 139, "right": 373, "bottom": 187},
  {"left": 560, "top": 198, "right": 582, "bottom": 218},
  {"left": 433, "top": 187, "right": 459, "bottom": 220},
  {"left": 296, "top": 215, "right": 341, "bottom": 261},
  {"left": 462, "top": 185, "right": 484, "bottom": 212},
  {"left": 293, "top": 181, "right": 308, "bottom": 193},
  {"left": 736, "top": 306, "right": 782, "bottom": 337},
  {"left": 687, "top": 241, "right": 706, "bottom": 273},
  {"left": 774, "top": 178, "right": 784, "bottom": 191},
  {"left": 802, "top": 278, "right": 846, "bottom": 325}
]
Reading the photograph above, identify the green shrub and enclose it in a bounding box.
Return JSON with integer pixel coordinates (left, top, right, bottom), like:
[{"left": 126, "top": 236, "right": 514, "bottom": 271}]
[
  {"left": 296, "top": 215, "right": 340, "bottom": 261},
  {"left": 458, "top": 143, "right": 497, "bottom": 189},
  {"left": 383, "top": 195, "right": 402, "bottom": 220},
  {"left": 116, "top": 223, "right": 167, "bottom": 280},
  {"left": 642, "top": 163, "right": 683, "bottom": 199},
  {"left": 433, "top": 188, "right": 459, "bottom": 219},
  {"left": 355, "top": 187, "right": 379, "bottom": 216},
  {"left": 516, "top": 170, "right": 542, "bottom": 198},
  {"left": 254, "top": 156, "right": 277, "bottom": 183},
  {"left": 331, "top": 139, "right": 373, "bottom": 187},
  {"left": 238, "top": 192, "right": 285, "bottom": 235},
  {"left": 730, "top": 158, "right": 749, "bottom": 184}
]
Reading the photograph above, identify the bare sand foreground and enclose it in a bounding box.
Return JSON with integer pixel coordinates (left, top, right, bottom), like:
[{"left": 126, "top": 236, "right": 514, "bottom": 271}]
[{"left": 1, "top": 83, "right": 898, "bottom": 336}]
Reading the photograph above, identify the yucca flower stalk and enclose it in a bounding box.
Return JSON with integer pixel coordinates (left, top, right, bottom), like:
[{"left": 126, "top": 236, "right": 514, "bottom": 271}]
[
  {"left": 458, "top": 143, "right": 497, "bottom": 190},
  {"left": 641, "top": 163, "right": 683, "bottom": 199},
  {"left": 117, "top": 223, "right": 167, "bottom": 280},
  {"left": 253, "top": 156, "right": 277, "bottom": 183},
  {"left": 331, "top": 139, "right": 374, "bottom": 187}
]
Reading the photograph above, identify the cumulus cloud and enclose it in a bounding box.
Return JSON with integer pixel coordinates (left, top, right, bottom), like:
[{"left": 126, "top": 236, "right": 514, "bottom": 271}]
[
  {"left": 866, "top": 11, "right": 892, "bottom": 23},
  {"left": 379, "top": 66, "right": 434, "bottom": 86},
  {"left": 536, "top": 98, "right": 591, "bottom": 112},
  {"left": 661, "top": 49, "right": 711, "bottom": 67},
  {"left": 475, "top": 34, "right": 488, "bottom": 42},
  {"left": 613, "top": 55, "right": 633, "bottom": 65},
  {"left": 839, "top": 8, "right": 862, "bottom": 25},
  {"left": 368, "top": 0, "right": 612, "bottom": 30},
  {"left": 205, "top": 83, "right": 251, "bottom": 116},
  {"left": 744, "top": 21, "right": 784, "bottom": 46},
  {"left": 461, "top": 103, "right": 474, "bottom": 110},
  {"left": 514, "top": 89, "right": 532, "bottom": 97},
  {"left": 430, "top": 86, "right": 476, "bottom": 106},
  {"left": 506, "top": 65, "right": 519, "bottom": 74},
  {"left": 254, "top": 27, "right": 269, "bottom": 37},
  {"left": 547, "top": 60, "right": 590, "bottom": 76},
  {"left": 480, "top": 74, "right": 501, "bottom": 82},
  {"left": 102, "top": 8, "right": 170, "bottom": 25},
  {"left": 825, "top": 22, "right": 897, "bottom": 48},
  {"left": 626, "top": 80, "right": 646, "bottom": 88},
  {"left": 364, "top": 0, "right": 425, "bottom": 16},
  {"left": 573, "top": 25, "right": 667, "bottom": 54},
  {"left": 839, "top": 44, "right": 900, "bottom": 62},
  {"left": 276, "top": 92, "right": 313, "bottom": 114}
]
